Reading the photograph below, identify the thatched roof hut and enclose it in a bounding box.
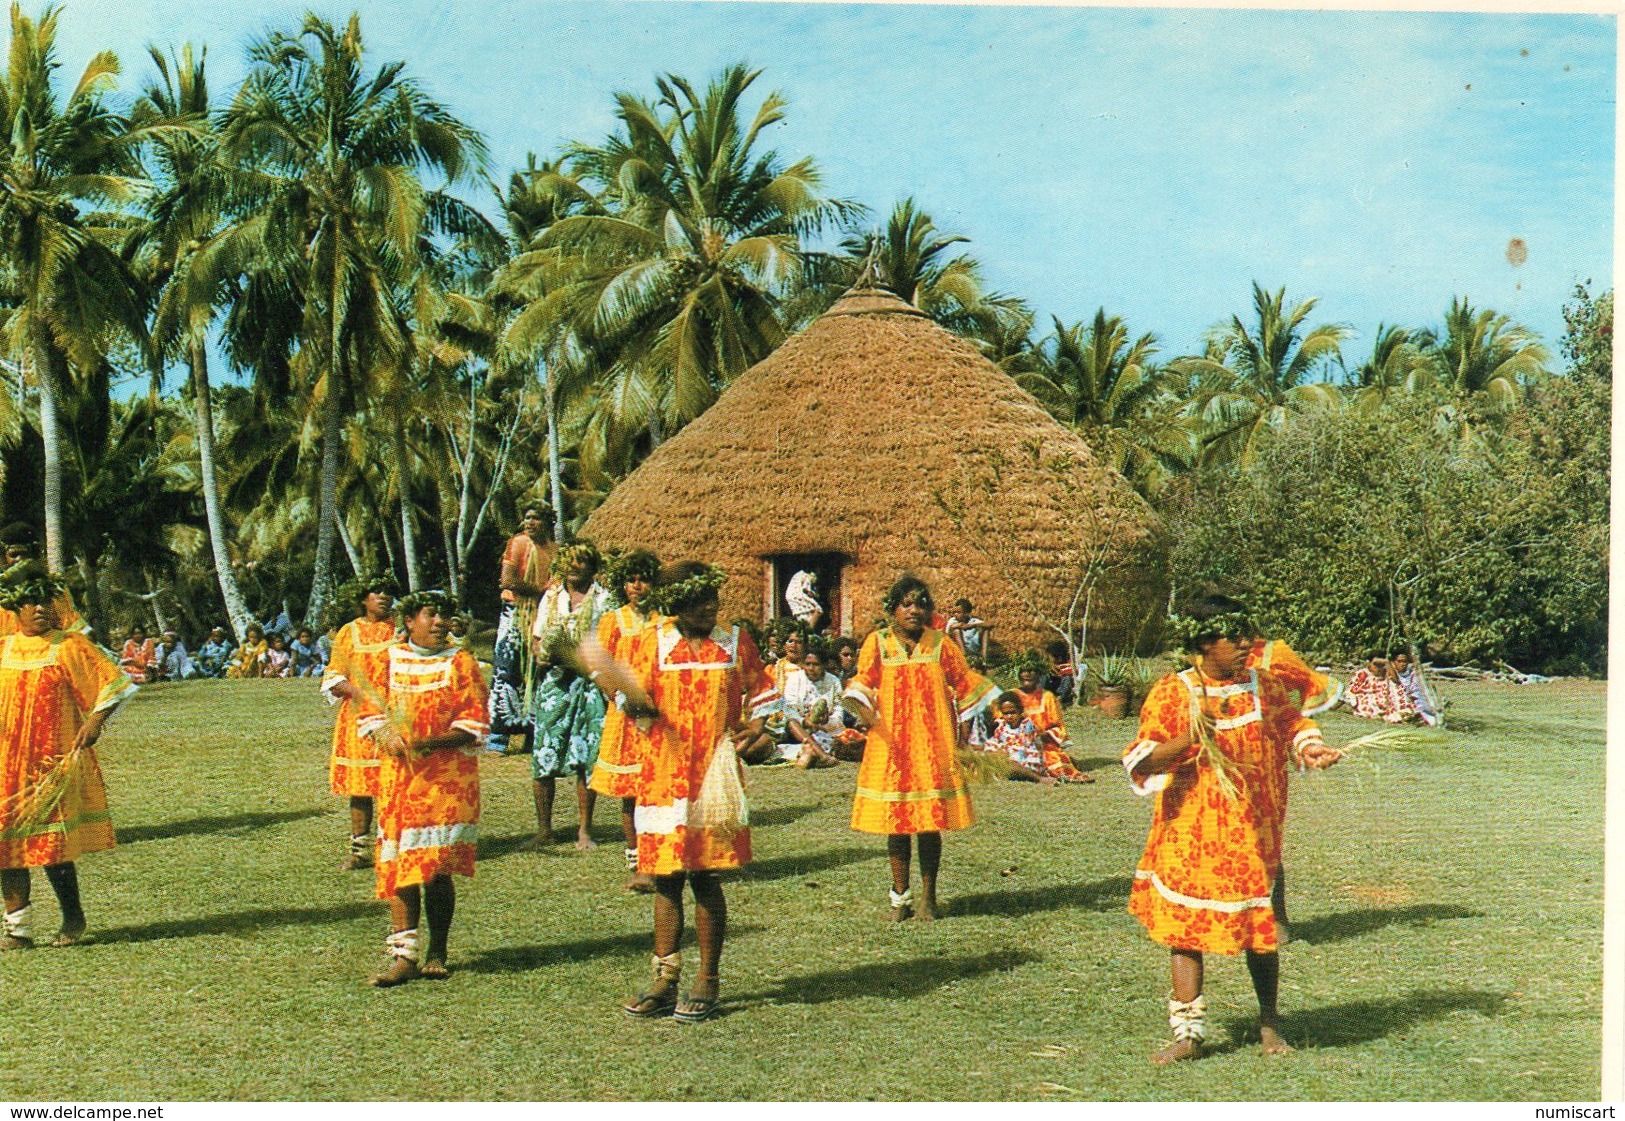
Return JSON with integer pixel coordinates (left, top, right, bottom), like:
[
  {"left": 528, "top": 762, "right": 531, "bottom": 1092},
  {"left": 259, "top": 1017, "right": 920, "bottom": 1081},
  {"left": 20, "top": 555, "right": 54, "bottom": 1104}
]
[{"left": 582, "top": 285, "right": 1167, "bottom": 654}]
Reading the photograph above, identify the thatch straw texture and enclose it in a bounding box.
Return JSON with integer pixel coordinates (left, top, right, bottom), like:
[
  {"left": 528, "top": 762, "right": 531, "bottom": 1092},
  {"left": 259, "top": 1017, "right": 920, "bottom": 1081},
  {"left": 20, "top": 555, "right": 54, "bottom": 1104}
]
[{"left": 581, "top": 287, "right": 1168, "bottom": 652}]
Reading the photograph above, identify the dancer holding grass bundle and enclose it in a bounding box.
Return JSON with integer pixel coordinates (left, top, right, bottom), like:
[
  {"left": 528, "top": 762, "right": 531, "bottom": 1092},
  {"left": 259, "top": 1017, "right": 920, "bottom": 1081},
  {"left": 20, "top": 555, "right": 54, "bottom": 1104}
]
[
  {"left": 619, "top": 562, "right": 778, "bottom": 1023},
  {"left": 0, "top": 523, "right": 88, "bottom": 640},
  {"left": 588, "top": 548, "right": 663, "bottom": 892},
  {"left": 0, "top": 565, "right": 135, "bottom": 949},
  {"left": 358, "top": 590, "right": 488, "bottom": 987},
  {"left": 323, "top": 575, "right": 401, "bottom": 871},
  {"left": 1123, "top": 595, "right": 1342, "bottom": 1064},
  {"left": 845, "top": 574, "right": 996, "bottom": 922}
]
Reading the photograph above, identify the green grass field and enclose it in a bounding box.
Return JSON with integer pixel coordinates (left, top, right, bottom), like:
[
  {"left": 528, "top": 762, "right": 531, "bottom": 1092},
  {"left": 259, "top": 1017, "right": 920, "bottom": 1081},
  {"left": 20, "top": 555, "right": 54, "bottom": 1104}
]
[{"left": 1, "top": 676, "right": 1605, "bottom": 1101}]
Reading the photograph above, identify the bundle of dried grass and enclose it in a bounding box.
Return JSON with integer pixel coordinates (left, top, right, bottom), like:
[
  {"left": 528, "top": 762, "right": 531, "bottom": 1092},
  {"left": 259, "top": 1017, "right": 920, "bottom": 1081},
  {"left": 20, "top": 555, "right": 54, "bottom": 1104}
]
[
  {"left": 1338, "top": 726, "right": 1453, "bottom": 754},
  {"left": 0, "top": 748, "right": 88, "bottom": 839},
  {"left": 955, "top": 747, "right": 1015, "bottom": 785}
]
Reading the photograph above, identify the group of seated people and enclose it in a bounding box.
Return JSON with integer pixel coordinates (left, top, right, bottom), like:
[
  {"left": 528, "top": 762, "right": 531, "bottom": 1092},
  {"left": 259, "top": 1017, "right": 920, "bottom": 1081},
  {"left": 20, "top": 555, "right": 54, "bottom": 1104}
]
[
  {"left": 1345, "top": 650, "right": 1439, "bottom": 726},
  {"left": 737, "top": 627, "right": 867, "bottom": 769},
  {"left": 117, "top": 617, "right": 333, "bottom": 683},
  {"left": 972, "top": 654, "right": 1095, "bottom": 784}
]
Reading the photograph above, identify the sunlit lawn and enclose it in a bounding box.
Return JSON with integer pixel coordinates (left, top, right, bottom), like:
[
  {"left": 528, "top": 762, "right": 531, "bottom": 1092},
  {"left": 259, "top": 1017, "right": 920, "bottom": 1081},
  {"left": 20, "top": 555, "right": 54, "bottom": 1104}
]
[{"left": 2, "top": 675, "right": 1604, "bottom": 1100}]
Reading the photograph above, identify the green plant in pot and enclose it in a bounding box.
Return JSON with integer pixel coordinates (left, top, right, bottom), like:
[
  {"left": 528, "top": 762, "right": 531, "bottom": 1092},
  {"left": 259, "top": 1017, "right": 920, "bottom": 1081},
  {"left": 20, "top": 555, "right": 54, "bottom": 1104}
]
[{"left": 1091, "top": 653, "right": 1134, "bottom": 718}]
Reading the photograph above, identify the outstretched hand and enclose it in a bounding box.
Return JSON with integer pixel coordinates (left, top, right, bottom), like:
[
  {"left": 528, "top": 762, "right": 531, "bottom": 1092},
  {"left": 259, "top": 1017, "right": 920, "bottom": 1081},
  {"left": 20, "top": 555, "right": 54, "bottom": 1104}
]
[{"left": 1299, "top": 741, "right": 1343, "bottom": 770}]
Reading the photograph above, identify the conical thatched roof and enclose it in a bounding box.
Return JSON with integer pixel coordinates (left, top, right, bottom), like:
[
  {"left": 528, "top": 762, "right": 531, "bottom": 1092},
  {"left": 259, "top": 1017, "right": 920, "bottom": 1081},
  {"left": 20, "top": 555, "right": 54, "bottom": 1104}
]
[{"left": 582, "top": 285, "right": 1168, "bottom": 653}]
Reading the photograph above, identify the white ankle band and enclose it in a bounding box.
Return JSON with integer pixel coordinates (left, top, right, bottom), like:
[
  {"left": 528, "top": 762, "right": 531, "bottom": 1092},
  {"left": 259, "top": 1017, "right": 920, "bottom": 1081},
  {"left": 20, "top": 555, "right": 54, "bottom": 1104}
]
[
  {"left": 889, "top": 888, "right": 913, "bottom": 908},
  {"left": 625, "top": 847, "right": 639, "bottom": 871},
  {"left": 1168, "top": 994, "right": 1208, "bottom": 1043},
  {"left": 3, "top": 905, "right": 32, "bottom": 941},
  {"left": 386, "top": 928, "right": 419, "bottom": 960}
]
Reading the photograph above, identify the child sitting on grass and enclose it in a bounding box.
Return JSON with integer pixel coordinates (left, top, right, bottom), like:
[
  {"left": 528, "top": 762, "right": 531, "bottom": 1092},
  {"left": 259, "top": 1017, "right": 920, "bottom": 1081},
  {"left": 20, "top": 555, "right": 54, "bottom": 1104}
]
[
  {"left": 985, "top": 692, "right": 1056, "bottom": 785},
  {"left": 261, "top": 632, "right": 293, "bottom": 678},
  {"left": 1012, "top": 650, "right": 1095, "bottom": 784}
]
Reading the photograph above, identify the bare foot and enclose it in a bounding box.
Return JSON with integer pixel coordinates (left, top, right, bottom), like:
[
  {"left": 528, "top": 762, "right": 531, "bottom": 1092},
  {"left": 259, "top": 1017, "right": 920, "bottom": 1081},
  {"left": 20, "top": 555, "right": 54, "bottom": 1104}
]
[
  {"left": 51, "top": 918, "right": 87, "bottom": 947},
  {"left": 0, "top": 935, "right": 33, "bottom": 952},
  {"left": 626, "top": 873, "right": 656, "bottom": 893},
  {"left": 421, "top": 959, "right": 449, "bottom": 980},
  {"left": 884, "top": 904, "right": 912, "bottom": 923},
  {"left": 1260, "top": 1024, "right": 1293, "bottom": 1056},
  {"left": 368, "top": 957, "right": 420, "bottom": 987},
  {"left": 338, "top": 853, "right": 370, "bottom": 871},
  {"left": 917, "top": 896, "right": 940, "bottom": 921},
  {"left": 518, "top": 832, "right": 554, "bottom": 852},
  {"left": 1075, "top": 772, "right": 1096, "bottom": 784},
  {"left": 1151, "top": 1039, "right": 1202, "bottom": 1065},
  {"left": 575, "top": 831, "right": 597, "bottom": 852}
]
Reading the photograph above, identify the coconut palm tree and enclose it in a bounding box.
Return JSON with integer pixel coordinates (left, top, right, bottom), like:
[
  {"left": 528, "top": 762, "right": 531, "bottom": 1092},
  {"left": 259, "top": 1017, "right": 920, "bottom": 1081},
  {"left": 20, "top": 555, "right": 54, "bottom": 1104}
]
[
  {"left": 1173, "top": 282, "right": 1348, "bottom": 467},
  {"left": 1343, "top": 323, "right": 1430, "bottom": 415},
  {"left": 214, "top": 12, "right": 487, "bottom": 625},
  {"left": 0, "top": 4, "right": 162, "bottom": 571},
  {"left": 542, "top": 64, "right": 861, "bottom": 441},
  {"left": 131, "top": 42, "right": 260, "bottom": 639},
  {"left": 1417, "top": 296, "right": 1549, "bottom": 409}
]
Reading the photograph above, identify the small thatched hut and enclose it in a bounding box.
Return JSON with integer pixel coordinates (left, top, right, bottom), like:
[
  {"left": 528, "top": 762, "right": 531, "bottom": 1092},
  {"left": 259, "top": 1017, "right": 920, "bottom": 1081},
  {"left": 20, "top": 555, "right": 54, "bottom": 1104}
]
[{"left": 581, "top": 284, "right": 1167, "bottom": 653}]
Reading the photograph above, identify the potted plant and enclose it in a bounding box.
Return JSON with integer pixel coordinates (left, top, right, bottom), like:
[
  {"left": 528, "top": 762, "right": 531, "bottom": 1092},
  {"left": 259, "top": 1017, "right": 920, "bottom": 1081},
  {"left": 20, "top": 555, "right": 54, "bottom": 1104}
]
[{"left": 1090, "top": 653, "right": 1133, "bottom": 719}]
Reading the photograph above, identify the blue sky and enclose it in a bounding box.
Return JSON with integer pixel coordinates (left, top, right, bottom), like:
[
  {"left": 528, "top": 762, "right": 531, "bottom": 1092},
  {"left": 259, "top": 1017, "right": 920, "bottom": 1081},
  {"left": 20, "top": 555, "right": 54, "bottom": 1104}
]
[{"left": 57, "top": 0, "right": 1616, "bottom": 372}]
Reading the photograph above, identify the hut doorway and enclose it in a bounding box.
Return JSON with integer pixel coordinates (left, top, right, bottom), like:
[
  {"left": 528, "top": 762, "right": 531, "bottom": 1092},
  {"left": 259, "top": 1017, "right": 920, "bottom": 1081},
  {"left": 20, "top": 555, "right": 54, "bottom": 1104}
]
[{"left": 765, "top": 553, "right": 849, "bottom": 634}]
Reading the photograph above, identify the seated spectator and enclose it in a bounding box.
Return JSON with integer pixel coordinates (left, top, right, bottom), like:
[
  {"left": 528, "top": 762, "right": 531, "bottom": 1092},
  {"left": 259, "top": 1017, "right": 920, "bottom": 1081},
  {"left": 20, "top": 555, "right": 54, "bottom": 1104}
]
[
  {"left": 446, "top": 615, "right": 469, "bottom": 647},
  {"left": 196, "top": 627, "right": 235, "bottom": 678},
  {"left": 119, "top": 626, "right": 158, "bottom": 684},
  {"left": 318, "top": 625, "right": 335, "bottom": 667},
  {"left": 261, "top": 632, "right": 294, "bottom": 678},
  {"left": 784, "top": 569, "right": 825, "bottom": 632},
  {"left": 152, "top": 629, "right": 194, "bottom": 682},
  {"left": 264, "top": 604, "right": 295, "bottom": 641},
  {"left": 831, "top": 636, "right": 860, "bottom": 685},
  {"left": 1346, "top": 654, "right": 1418, "bottom": 723},
  {"left": 1012, "top": 651, "right": 1094, "bottom": 783},
  {"left": 1042, "top": 639, "right": 1077, "bottom": 706},
  {"left": 772, "top": 627, "right": 809, "bottom": 692},
  {"left": 1390, "top": 652, "right": 1439, "bottom": 726},
  {"left": 290, "top": 626, "right": 326, "bottom": 677},
  {"left": 984, "top": 693, "right": 1056, "bottom": 785},
  {"left": 227, "top": 625, "right": 268, "bottom": 679},
  {"left": 944, "top": 598, "right": 993, "bottom": 668},
  {"left": 782, "top": 645, "right": 863, "bottom": 767}
]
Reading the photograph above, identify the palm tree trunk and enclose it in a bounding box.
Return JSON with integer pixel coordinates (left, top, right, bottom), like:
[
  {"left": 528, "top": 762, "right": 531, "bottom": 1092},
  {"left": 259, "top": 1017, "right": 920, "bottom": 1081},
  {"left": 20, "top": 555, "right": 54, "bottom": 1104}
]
[
  {"left": 544, "top": 361, "right": 565, "bottom": 543},
  {"left": 144, "top": 570, "right": 172, "bottom": 634},
  {"left": 392, "top": 405, "right": 422, "bottom": 590},
  {"left": 190, "top": 342, "right": 254, "bottom": 641},
  {"left": 307, "top": 363, "right": 346, "bottom": 628},
  {"left": 335, "top": 513, "right": 363, "bottom": 578},
  {"left": 34, "top": 338, "right": 69, "bottom": 573}
]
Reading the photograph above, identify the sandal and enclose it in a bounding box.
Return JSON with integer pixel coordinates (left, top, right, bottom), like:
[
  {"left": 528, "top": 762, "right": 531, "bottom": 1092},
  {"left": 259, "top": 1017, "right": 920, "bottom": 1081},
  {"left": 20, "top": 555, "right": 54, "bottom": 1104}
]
[
  {"left": 624, "top": 952, "right": 681, "bottom": 1018},
  {"left": 674, "top": 976, "right": 721, "bottom": 1024}
]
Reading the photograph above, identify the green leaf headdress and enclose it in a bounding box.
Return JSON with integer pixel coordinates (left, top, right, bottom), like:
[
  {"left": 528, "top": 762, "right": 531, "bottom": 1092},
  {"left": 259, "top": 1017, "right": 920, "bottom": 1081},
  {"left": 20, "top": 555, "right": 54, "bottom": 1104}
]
[
  {"left": 0, "top": 561, "right": 59, "bottom": 611},
  {"left": 646, "top": 563, "right": 727, "bottom": 617},
  {"left": 1007, "top": 647, "right": 1053, "bottom": 678},
  {"left": 550, "top": 540, "right": 601, "bottom": 578},
  {"left": 604, "top": 548, "right": 661, "bottom": 602},
  {"left": 397, "top": 589, "right": 459, "bottom": 622}
]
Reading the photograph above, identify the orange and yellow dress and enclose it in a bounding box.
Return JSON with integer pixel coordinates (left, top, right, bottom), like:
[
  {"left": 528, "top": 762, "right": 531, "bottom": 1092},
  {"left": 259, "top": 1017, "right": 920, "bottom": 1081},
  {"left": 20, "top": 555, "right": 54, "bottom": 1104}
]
[
  {"left": 357, "top": 642, "right": 488, "bottom": 899},
  {"left": 0, "top": 630, "right": 135, "bottom": 868},
  {"left": 587, "top": 604, "right": 661, "bottom": 800},
  {"left": 626, "top": 622, "right": 778, "bottom": 876},
  {"left": 0, "top": 590, "right": 89, "bottom": 641},
  {"left": 847, "top": 627, "right": 996, "bottom": 835},
  {"left": 1246, "top": 639, "right": 1341, "bottom": 716},
  {"left": 1122, "top": 668, "right": 1325, "bottom": 954},
  {"left": 323, "top": 618, "right": 398, "bottom": 797}
]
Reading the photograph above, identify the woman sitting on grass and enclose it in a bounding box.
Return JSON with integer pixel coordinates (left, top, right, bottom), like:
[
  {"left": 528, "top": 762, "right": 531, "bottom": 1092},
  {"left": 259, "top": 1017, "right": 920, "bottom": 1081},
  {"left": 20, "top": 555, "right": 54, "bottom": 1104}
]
[
  {"left": 781, "top": 641, "right": 860, "bottom": 768},
  {"left": 1123, "top": 594, "right": 1342, "bottom": 1064},
  {"left": 1346, "top": 654, "right": 1418, "bottom": 723},
  {"left": 845, "top": 574, "right": 995, "bottom": 922},
  {"left": 1012, "top": 650, "right": 1094, "bottom": 783},
  {"left": 119, "top": 627, "right": 157, "bottom": 685},
  {"left": 359, "top": 590, "right": 488, "bottom": 987}
]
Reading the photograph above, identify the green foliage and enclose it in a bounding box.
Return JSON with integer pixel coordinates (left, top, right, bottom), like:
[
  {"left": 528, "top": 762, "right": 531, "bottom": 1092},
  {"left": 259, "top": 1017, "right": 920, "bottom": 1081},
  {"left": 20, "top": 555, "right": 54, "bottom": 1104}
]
[{"left": 1163, "top": 391, "right": 1606, "bottom": 673}]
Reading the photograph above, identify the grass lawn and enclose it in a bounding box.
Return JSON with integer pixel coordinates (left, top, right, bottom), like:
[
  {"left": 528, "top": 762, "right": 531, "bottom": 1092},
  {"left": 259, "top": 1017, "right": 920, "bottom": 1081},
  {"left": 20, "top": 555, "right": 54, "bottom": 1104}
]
[{"left": 2, "top": 675, "right": 1605, "bottom": 1100}]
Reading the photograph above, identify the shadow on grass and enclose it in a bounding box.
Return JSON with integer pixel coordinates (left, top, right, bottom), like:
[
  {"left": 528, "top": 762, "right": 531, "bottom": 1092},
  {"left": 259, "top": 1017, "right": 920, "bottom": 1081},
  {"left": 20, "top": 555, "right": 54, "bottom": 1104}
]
[
  {"left": 1291, "top": 903, "right": 1482, "bottom": 946},
  {"left": 737, "top": 949, "right": 1041, "bottom": 1007},
  {"left": 1216, "top": 988, "right": 1507, "bottom": 1051},
  {"left": 116, "top": 808, "right": 329, "bottom": 845},
  {"left": 742, "top": 846, "right": 880, "bottom": 883},
  {"left": 751, "top": 803, "right": 827, "bottom": 828},
  {"left": 459, "top": 923, "right": 765, "bottom": 975},
  {"left": 949, "top": 875, "right": 1133, "bottom": 918},
  {"left": 96, "top": 902, "right": 378, "bottom": 944}
]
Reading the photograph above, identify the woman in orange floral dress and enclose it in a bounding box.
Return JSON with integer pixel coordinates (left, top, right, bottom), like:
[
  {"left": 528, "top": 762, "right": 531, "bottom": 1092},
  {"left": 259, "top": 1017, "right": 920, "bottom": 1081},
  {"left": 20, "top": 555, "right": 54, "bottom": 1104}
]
[
  {"left": 0, "top": 523, "right": 89, "bottom": 641},
  {"left": 357, "top": 590, "right": 488, "bottom": 987},
  {"left": 845, "top": 575, "right": 995, "bottom": 922},
  {"left": 322, "top": 575, "right": 400, "bottom": 870},
  {"left": 1123, "top": 595, "right": 1341, "bottom": 1064},
  {"left": 587, "top": 548, "right": 661, "bottom": 893},
  {"left": 1011, "top": 654, "right": 1093, "bottom": 784},
  {"left": 0, "top": 567, "right": 136, "bottom": 949},
  {"left": 619, "top": 562, "right": 778, "bottom": 1023}
]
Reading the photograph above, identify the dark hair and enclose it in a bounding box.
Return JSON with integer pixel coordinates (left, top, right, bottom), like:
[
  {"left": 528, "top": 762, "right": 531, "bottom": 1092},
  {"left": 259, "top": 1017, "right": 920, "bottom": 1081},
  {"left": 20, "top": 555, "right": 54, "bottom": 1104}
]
[
  {"left": 1171, "top": 593, "right": 1252, "bottom": 652},
  {"left": 833, "top": 636, "right": 859, "bottom": 656},
  {"left": 0, "top": 522, "right": 37, "bottom": 547},
  {"left": 882, "top": 573, "right": 933, "bottom": 615},
  {"left": 1044, "top": 639, "right": 1070, "bottom": 661},
  {"left": 954, "top": 598, "right": 972, "bottom": 611},
  {"left": 996, "top": 691, "right": 1024, "bottom": 711},
  {"left": 246, "top": 624, "right": 265, "bottom": 640},
  {"left": 606, "top": 548, "right": 661, "bottom": 594}
]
